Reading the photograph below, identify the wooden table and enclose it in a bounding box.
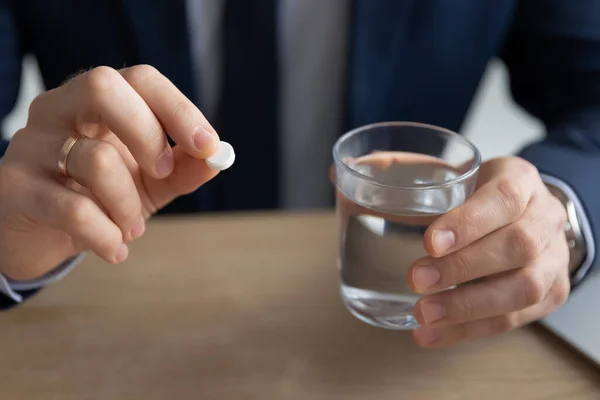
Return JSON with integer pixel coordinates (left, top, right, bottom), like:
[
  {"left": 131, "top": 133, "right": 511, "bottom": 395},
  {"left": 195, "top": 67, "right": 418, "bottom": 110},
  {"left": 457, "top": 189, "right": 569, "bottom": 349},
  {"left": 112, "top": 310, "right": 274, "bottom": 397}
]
[{"left": 1, "top": 212, "right": 599, "bottom": 399}]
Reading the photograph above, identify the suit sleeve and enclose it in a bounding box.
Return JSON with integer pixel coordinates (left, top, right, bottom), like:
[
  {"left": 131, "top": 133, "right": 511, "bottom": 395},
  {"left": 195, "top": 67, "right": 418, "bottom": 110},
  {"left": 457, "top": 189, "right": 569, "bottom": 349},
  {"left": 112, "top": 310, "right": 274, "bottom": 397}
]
[
  {"left": 0, "top": 139, "right": 8, "bottom": 156},
  {"left": 501, "top": 0, "right": 600, "bottom": 279},
  {"left": 0, "top": 0, "right": 22, "bottom": 130}
]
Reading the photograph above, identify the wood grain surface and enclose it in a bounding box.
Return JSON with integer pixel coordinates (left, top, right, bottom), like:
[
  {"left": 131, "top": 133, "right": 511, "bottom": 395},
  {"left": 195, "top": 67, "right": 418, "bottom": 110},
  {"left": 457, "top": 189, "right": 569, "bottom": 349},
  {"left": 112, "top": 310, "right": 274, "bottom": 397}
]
[{"left": 1, "top": 212, "right": 598, "bottom": 399}]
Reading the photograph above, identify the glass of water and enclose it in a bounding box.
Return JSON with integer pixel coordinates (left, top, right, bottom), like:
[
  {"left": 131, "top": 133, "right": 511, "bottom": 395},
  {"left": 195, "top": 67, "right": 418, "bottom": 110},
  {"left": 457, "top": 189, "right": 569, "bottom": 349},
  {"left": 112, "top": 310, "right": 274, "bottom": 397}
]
[{"left": 333, "top": 122, "right": 481, "bottom": 330}]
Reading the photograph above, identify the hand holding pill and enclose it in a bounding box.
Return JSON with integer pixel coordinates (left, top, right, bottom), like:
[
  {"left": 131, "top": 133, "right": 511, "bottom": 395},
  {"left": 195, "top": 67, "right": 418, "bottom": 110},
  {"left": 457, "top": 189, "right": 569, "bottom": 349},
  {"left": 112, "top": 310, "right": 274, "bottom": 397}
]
[{"left": 0, "top": 65, "right": 237, "bottom": 280}]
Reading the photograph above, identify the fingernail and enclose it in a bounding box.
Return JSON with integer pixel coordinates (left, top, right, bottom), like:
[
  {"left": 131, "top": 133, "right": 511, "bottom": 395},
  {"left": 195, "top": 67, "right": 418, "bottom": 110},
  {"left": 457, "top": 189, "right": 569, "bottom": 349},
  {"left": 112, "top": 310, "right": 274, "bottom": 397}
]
[
  {"left": 155, "top": 146, "right": 174, "bottom": 177},
  {"left": 414, "top": 328, "right": 440, "bottom": 346},
  {"left": 413, "top": 266, "right": 440, "bottom": 291},
  {"left": 193, "top": 126, "right": 217, "bottom": 152},
  {"left": 115, "top": 243, "right": 129, "bottom": 263},
  {"left": 420, "top": 301, "right": 446, "bottom": 325},
  {"left": 432, "top": 230, "right": 455, "bottom": 255},
  {"left": 130, "top": 217, "right": 145, "bottom": 240}
]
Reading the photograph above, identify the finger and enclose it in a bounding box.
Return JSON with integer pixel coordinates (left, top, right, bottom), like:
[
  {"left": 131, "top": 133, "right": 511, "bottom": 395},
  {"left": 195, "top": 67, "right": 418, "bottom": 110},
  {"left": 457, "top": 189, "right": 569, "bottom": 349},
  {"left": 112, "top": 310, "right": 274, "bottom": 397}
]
[
  {"left": 424, "top": 157, "right": 540, "bottom": 257},
  {"left": 413, "top": 238, "right": 568, "bottom": 327},
  {"left": 53, "top": 66, "right": 174, "bottom": 179},
  {"left": 139, "top": 145, "right": 219, "bottom": 210},
  {"left": 27, "top": 178, "right": 128, "bottom": 264},
  {"left": 119, "top": 65, "right": 220, "bottom": 158},
  {"left": 409, "top": 194, "right": 567, "bottom": 293},
  {"left": 413, "top": 273, "right": 571, "bottom": 348},
  {"left": 65, "top": 137, "right": 145, "bottom": 242}
]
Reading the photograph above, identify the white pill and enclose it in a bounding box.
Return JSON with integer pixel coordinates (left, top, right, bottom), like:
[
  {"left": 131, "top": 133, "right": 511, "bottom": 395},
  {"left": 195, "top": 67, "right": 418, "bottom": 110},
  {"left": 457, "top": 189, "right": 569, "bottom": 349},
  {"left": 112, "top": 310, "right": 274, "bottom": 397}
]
[{"left": 206, "top": 141, "right": 235, "bottom": 171}]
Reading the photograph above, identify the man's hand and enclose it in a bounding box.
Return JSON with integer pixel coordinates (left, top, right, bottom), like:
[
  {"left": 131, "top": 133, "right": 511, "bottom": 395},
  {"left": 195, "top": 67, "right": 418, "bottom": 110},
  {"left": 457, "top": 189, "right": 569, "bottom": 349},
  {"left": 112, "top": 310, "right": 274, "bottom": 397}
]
[
  {"left": 408, "top": 157, "right": 570, "bottom": 347},
  {"left": 0, "top": 65, "right": 220, "bottom": 281}
]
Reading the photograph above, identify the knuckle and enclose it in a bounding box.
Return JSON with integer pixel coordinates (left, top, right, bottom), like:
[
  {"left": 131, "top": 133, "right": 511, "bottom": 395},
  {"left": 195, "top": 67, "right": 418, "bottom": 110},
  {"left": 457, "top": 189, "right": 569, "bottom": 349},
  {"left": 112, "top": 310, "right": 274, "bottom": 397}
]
[
  {"left": 553, "top": 287, "right": 570, "bottom": 309},
  {"left": 90, "top": 233, "right": 122, "bottom": 265},
  {"left": 511, "top": 157, "right": 538, "bottom": 177},
  {"left": 99, "top": 231, "right": 123, "bottom": 254},
  {"left": 508, "top": 223, "right": 543, "bottom": 263},
  {"left": 170, "top": 99, "right": 193, "bottom": 123},
  {"left": 64, "top": 196, "right": 96, "bottom": 227},
  {"left": 549, "top": 196, "right": 568, "bottom": 230},
  {"left": 88, "top": 142, "right": 121, "bottom": 174},
  {"left": 144, "top": 123, "right": 166, "bottom": 146},
  {"left": 550, "top": 278, "right": 570, "bottom": 308},
  {"left": 133, "top": 126, "right": 166, "bottom": 159},
  {"left": 452, "top": 293, "right": 476, "bottom": 320},
  {"left": 8, "top": 128, "right": 30, "bottom": 148},
  {"left": 122, "top": 64, "right": 159, "bottom": 86},
  {"left": 491, "top": 314, "right": 519, "bottom": 334},
  {"left": 496, "top": 178, "right": 528, "bottom": 218},
  {"left": 450, "top": 250, "right": 474, "bottom": 284},
  {"left": 27, "top": 91, "right": 52, "bottom": 118},
  {"left": 121, "top": 197, "right": 143, "bottom": 224},
  {"left": 518, "top": 269, "right": 546, "bottom": 306},
  {"left": 84, "top": 66, "right": 122, "bottom": 95},
  {"left": 461, "top": 205, "right": 484, "bottom": 233},
  {"left": 454, "top": 323, "right": 470, "bottom": 342}
]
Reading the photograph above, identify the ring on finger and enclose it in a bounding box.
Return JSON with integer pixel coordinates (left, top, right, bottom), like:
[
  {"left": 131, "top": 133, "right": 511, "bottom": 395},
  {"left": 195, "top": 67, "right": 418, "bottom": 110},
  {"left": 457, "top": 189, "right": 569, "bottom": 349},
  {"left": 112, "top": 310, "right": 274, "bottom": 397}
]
[{"left": 58, "top": 133, "right": 84, "bottom": 177}]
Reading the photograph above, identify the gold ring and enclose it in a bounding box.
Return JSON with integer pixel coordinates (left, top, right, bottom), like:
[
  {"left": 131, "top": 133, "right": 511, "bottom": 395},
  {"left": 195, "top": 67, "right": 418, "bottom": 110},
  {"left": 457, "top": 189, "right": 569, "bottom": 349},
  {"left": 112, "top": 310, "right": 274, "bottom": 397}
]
[{"left": 57, "top": 134, "right": 82, "bottom": 177}]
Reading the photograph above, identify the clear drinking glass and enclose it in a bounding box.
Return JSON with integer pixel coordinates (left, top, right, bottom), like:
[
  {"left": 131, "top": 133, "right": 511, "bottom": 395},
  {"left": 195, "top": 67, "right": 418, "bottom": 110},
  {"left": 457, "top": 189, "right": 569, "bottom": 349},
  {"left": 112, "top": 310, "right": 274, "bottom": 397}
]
[{"left": 333, "top": 122, "right": 481, "bottom": 330}]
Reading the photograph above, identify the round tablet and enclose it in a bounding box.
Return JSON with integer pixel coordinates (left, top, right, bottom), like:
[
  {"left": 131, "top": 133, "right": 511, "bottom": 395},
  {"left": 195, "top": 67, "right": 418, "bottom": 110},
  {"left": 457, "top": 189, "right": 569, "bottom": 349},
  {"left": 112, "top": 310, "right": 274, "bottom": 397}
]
[{"left": 206, "top": 141, "right": 235, "bottom": 171}]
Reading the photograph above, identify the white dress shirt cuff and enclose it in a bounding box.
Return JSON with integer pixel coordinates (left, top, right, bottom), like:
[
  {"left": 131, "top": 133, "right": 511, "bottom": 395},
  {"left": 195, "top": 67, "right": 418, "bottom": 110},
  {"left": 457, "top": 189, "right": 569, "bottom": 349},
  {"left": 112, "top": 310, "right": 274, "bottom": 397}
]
[{"left": 0, "top": 253, "right": 86, "bottom": 303}]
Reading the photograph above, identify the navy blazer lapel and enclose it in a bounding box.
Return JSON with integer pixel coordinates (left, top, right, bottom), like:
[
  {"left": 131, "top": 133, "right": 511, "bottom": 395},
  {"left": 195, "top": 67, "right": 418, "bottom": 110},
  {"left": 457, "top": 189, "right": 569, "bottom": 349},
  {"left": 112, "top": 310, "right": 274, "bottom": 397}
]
[{"left": 118, "top": 0, "right": 198, "bottom": 103}]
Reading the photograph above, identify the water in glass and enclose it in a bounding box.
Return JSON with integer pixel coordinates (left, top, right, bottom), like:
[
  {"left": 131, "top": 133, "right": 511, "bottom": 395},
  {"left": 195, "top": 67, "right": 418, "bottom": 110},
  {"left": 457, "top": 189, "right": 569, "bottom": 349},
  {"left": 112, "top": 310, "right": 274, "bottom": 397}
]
[{"left": 338, "top": 153, "right": 461, "bottom": 330}]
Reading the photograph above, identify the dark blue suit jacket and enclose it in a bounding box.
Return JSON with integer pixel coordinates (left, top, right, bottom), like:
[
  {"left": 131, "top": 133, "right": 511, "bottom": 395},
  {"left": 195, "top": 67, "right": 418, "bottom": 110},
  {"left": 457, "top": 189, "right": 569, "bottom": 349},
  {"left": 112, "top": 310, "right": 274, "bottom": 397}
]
[{"left": 1, "top": 0, "right": 599, "bottom": 306}]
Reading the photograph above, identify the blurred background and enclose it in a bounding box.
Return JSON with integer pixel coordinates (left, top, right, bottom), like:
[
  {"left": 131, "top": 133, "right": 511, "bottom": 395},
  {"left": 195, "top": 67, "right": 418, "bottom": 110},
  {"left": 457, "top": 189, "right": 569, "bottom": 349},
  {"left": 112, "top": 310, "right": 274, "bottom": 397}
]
[{"left": 2, "top": 56, "right": 544, "bottom": 161}]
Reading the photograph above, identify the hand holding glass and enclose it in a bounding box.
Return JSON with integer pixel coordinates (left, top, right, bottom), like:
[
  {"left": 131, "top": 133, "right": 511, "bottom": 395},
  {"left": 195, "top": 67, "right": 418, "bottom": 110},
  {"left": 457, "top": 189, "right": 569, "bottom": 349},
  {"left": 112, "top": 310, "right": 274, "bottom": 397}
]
[{"left": 333, "top": 122, "right": 481, "bottom": 330}]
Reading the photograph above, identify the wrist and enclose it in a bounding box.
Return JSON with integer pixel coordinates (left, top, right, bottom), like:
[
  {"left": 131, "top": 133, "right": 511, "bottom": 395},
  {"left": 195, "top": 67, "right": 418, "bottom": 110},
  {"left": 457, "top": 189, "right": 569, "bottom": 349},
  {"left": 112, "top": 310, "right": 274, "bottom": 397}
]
[
  {"left": 540, "top": 174, "right": 595, "bottom": 288},
  {"left": 0, "top": 242, "right": 79, "bottom": 282}
]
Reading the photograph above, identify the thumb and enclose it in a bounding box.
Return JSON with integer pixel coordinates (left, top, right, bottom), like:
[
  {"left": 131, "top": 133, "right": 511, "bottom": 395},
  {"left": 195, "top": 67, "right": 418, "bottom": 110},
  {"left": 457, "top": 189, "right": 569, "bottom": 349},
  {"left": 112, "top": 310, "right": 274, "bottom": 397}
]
[{"left": 143, "top": 145, "right": 219, "bottom": 212}]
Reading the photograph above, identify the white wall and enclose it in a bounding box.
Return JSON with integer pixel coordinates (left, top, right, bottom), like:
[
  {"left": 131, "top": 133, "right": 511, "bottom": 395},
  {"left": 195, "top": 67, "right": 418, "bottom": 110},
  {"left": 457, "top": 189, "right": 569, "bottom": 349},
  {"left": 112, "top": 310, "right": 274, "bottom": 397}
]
[
  {"left": 2, "top": 58, "right": 544, "bottom": 159},
  {"left": 2, "top": 56, "right": 44, "bottom": 138},
  {"left": 461, "top": 59, "right": 543, "bottom": 159}
]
